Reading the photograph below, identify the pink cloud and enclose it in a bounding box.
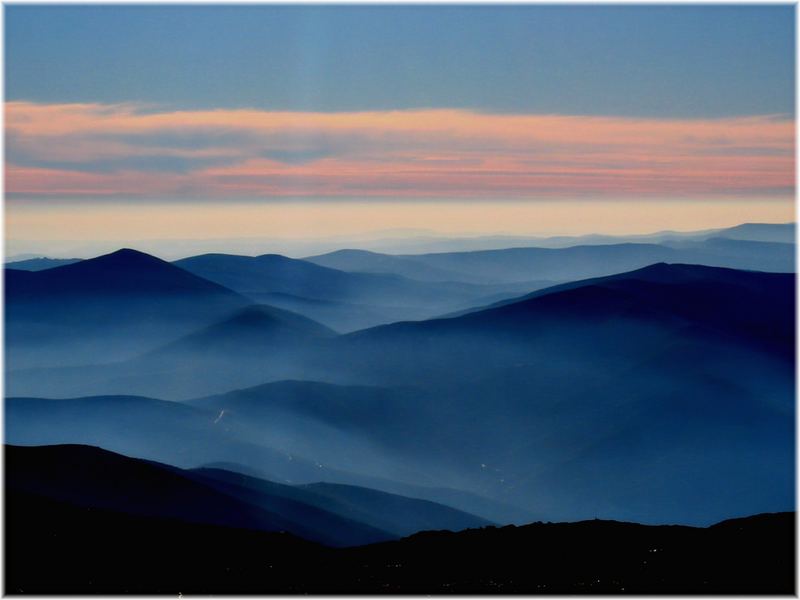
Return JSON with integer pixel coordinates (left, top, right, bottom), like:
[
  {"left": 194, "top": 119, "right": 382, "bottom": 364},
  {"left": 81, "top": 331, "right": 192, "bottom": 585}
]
[{"left": 4, "top": 101, "right": 794, "bottom": 198}]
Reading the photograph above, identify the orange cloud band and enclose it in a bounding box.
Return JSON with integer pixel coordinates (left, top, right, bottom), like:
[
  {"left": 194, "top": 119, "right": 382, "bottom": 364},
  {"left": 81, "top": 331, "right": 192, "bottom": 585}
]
[{"left": 5, "top": 101, "right": 795, "bottom": 198}]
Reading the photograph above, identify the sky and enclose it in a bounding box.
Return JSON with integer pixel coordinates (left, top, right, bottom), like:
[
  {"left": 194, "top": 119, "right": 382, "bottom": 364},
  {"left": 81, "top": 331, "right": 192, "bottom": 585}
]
[{"left": 4, "top": 4, "right": 796, "bottom": 249}]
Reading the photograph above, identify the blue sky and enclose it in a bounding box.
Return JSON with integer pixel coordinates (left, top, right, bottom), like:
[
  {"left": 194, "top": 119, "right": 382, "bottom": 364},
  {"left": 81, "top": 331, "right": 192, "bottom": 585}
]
[
  {"left": 4, "top": 4, "right": 795, "bottom": 246},
  {"left": 5, "top": 4, "right": 795, "bottom": 117}
]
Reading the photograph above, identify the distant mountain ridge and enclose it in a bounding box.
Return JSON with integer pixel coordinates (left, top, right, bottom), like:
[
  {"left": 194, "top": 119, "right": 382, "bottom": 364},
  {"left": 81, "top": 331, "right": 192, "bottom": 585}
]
[
  {"left": 307, "top": 237, "right": 794, "bottom": 285},
  {"left": 8, "top": 221, "right": 793, "bottom": 264},
  {"left": 173, "top": 251, "right": 543, "bottom": 331},
  {"left": 715, "top": 222, "right": 795, "bottom": 243},
  {"left": 4, "top": 257, "right": 82, "bottom": 271},
  {"left": 304, "top": 248, "right": 468, "bottom": 282}
]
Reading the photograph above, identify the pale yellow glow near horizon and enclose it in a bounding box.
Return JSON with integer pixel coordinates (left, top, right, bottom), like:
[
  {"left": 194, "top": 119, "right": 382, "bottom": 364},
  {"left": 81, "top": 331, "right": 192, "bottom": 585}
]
[{"left": 5, "top": 199, "right": 796, "bottom": 243}]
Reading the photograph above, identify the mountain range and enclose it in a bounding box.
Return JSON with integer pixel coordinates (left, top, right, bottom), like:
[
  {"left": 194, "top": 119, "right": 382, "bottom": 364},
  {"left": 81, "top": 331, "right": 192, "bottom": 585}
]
[
  {"left": 306, "top": 237, "right": 794, "bottom": 284},
  {"left": 8, "top": 221, "right": 794, "bottom": 259},
  {"left": 6, "top": 254, "right": 794, "bottom": 525},
  {"left": 4, "top": 227, "right": 793, "bottom": 362},
  {"left": 4, "top": 221, "right": 795, "bottom": 596}
]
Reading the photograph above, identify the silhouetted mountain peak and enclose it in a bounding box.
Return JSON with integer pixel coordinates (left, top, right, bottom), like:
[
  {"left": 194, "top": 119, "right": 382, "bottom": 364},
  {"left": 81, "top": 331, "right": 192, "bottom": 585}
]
[
  {"left": 255, "top": 253, "right": 295, "bottom": 262},
  {"left": 635, "top": 261, "right": 670, "bottom": 272},
  {"left": 61, "top": 248, "right": 185, "bottom": 276},
  {"left": 602, "top": 262, "right": 722, "bottom": 284},
  {"left": 102, "top": 247, "right": 162, "bottom": 262},
  {"left": 627, "top": 262, "right": 737, "bottom": 279},
  {"left": 68, "top": 248, "right": 180, "bottom": 273},
  {"left": 317, "top": 249, "right": 382, "bottom": 258},
  {"left": 5, "top": 247, "right": 248, "bottom": 300}
]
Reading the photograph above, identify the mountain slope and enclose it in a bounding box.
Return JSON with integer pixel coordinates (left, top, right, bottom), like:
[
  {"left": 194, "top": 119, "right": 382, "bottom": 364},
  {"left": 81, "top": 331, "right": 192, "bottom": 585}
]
[
  {"left": 4, "top": 393, "right": 512, "bottom": 522},
  {"left": 173, "top": 252, "right": 542, "bottom": 331},
  {"left": 5, "top": 248, "right": 249, "bottom": 369},
  {"left": 4, "top": 394, "right": 349, "bottom": 485},
  {"left": 6, "top": 443, "right": 491, "bottom": 545},
  {"left": 150, "top": 304, "right": 336, "bottom": 355},
  {"left": 298, "top": 481, "right": 493, "bottom": 537},
  {"left": 191, "top": 379, "right": 416, "bottom": 435},
  {"left": 192, "top": 467, "right": 491, "bottom": 538},
  {"left": 434, "top": 263, "right": 794, "bottom": 359},
  {"left": 104, "top": 306, "right": 341, "bottom": 397},
  {"left": 306, "top": 264, "right": 793, "bottom": 523},
  {"left": 304, "top": 248, "right": 468, "bottom": 282},
  {"left": 5, "top": 444, "right": 392, "bottom": 547},
  {"left": 174, "top": 253, "right": 374, "bottom": 300},
  {"left": 245, "top": 291, "right": 433, "bottom": 332},
  {"left": 7, "top": 248, "right": 239, "bottom": 297}
]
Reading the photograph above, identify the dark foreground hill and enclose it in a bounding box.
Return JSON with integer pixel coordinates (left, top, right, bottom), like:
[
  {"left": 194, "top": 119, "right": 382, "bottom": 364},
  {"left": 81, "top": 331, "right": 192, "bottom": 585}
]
[
  {"left": 5, "top": 444, "right": 489, "bottom": 548},
  {"left": 6, "top": 484, "right": 793, "bottom": 594},
  {"left": 4, "top": 393, "right": 531, "bottom": 524}
]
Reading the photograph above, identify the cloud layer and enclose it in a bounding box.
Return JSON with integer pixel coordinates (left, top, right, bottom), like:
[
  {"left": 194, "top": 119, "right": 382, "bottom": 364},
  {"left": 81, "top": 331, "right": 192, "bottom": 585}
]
[{"left": 6, "top": 101, "right": 794, "bottom": 199}]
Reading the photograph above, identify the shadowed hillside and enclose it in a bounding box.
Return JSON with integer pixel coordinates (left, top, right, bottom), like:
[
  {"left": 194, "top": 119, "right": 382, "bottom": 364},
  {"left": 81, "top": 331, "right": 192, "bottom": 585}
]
[
  {"left": 5, "top": 249, "right": 249, "bottom": 369},
  {"left": 5, "top": 444, "right": 489, "bottom": 548},
  {"left": 6, "top": 477, "right": 793, "bottom": 594}
]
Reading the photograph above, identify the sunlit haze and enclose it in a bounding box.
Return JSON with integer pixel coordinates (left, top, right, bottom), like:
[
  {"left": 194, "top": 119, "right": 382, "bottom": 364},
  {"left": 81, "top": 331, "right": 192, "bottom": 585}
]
[{"left": 4, "top": 198, "right": 792, "bottom": 259}]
